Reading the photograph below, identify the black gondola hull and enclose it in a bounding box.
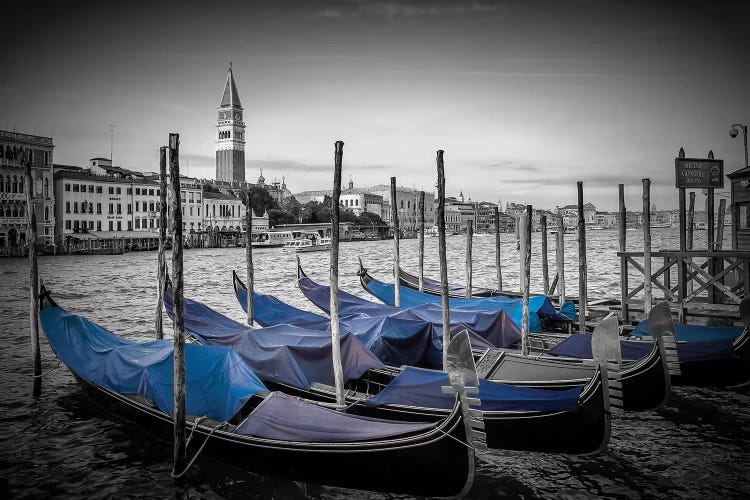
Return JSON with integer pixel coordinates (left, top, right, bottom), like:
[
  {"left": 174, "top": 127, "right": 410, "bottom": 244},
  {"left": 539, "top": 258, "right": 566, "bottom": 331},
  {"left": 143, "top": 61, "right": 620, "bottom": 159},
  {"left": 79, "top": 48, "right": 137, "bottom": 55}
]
[{"left": 71, "top": 373, "right": 473, "bottom": 497}]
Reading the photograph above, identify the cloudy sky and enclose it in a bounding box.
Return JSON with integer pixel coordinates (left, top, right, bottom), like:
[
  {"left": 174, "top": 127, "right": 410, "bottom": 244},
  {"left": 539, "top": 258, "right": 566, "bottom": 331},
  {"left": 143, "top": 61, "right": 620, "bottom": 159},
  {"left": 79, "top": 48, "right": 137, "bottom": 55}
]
[{"left": 2, "top": 0, "right": 749, "bottom": 211}]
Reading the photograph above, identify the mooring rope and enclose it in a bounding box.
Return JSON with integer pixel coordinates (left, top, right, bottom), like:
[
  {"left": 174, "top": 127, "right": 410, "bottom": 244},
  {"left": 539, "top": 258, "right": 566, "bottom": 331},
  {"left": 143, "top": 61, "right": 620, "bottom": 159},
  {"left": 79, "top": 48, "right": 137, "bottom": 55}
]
[
  {"left": 171, "top": 418, "right": 229, "bottom": 479},
  {"left": 32, "top": 356, "right": 61, "bottom": 379}
]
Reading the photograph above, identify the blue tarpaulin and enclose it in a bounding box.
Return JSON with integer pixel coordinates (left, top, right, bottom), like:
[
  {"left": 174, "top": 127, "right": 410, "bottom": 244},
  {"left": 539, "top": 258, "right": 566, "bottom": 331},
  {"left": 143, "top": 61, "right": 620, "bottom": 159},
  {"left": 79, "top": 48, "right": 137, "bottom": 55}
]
[
  {"left": 548, "top": 332, "right": 737, "bottom": 362},
  {"left": 298, "top": 276, "right": 523, "bottom": 349},
  {"left": 548, "top": 333, "right": 652, "bottom": 361},
  {"left": 234, "top": 287, "right": 435, "bottom": 367},
  {"left": 366, "top": 367, "right": 582, "bottom": 412},
  {"left": 164, "top": 288, "right": 384, "bottom": 389},
  {"left": 235, "top": 391, "right": 436, "bottom": 441},
  {"left": 361, "top": 274, "right": 568, "bottom": 333},
  {"left": 631, "top": 320, "right": 744, "bottom": 343},
  {"left": 40, "top": 306, "right": 266, "bottom": 422}
]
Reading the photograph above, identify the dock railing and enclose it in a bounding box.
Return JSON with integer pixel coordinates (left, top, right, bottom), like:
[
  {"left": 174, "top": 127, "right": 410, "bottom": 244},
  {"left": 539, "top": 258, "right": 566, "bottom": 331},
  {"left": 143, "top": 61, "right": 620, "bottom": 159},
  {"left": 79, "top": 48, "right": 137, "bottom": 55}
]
[{"left": 619, "top": 249, "right": 750, "bottom": 322}]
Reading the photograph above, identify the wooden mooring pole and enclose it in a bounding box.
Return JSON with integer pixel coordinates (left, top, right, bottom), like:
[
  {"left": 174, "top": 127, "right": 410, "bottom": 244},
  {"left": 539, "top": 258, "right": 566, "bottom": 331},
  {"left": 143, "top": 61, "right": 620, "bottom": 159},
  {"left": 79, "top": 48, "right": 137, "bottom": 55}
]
[
  {"left": 168, "top": 133, "right": 187, "bottom": 476},
  {"left": 577, "top": 181, "right": 588, "bottom": 333},
  {"left": 494, "top": 206, "right": 503, "bottom": 291},
  {"left": 245, "top": 200, "right": 254, "bottom": 326},
  {"left": 707, "top": 150, "right": 716, "bottom": 303},
  {"left": 556, "top": 215, "right": 566, "bottom": 307},
  {"left": 330, "top": 141, "right": 345, "bottom": 407},
  {"left": 521, "top": 205, "right": 532, "bottom": 355},
  {"left": 390, "top": 177, "right": 401, "bottom": 307},
  {"left": 618, "top": 184, "right": 628, "bottom": 322},
  {"left": 643, "top": 178, "right": 652, "bottom": 315},
  {"left": 677, "top": 147, "right": 687, "bottom": 321},
  {"left": 155, "top": 146, "right": 167, "bottom": 340},
  {"left": 418, "top": 191, "right": 425, "bottom": 292},
  {"left": 465, "top": 220, "right": 473, "bottom": 298},
  {"left": 25, "top": 160, "right": 41, "bottom": 393},
  {"left": 687, "top": 191, "right": 696, "bottom": 299},
  {"left": 436, "top": 150, "right": 450, "bottom": 368},
  {"left": 541, "top": 215, "right": 550, "bottom": 295}
]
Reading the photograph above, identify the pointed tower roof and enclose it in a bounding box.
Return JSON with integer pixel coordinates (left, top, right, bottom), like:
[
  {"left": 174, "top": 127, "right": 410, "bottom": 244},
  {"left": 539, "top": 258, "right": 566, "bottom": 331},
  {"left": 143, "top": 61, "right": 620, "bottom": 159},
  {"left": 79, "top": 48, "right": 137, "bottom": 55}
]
[{"left": 220, "top": 63, "right": 242, "bottom": 109}]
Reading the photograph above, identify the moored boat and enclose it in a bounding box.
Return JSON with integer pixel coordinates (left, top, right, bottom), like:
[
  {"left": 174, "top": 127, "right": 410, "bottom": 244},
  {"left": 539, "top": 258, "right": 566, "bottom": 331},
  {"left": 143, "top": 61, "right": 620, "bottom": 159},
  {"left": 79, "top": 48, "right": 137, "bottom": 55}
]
[
  {"left": 168, "top": 280, "right": 613, "bottom": 454},
  {"left": 234, "top": 269, "right": 668, "bottom": 412},
  {"left": 37, "top": 285, "right": 477, "bottom": 497}
]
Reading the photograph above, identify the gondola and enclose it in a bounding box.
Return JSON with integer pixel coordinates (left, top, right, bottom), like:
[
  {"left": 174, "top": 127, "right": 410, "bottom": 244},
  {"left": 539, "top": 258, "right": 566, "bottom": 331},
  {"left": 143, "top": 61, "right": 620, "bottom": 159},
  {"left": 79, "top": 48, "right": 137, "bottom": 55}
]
[
  {"left": 358, "top": 259, "right": 575, "bottom": 332},
  {"left": 168, "top": 280, "right": 612, "bottom": 454},
  {"left": 38, "top": 285, "right": 477, "bottom": 497},
  {"left": 398, "top": 265, "right": 504, "bottom": 298},
  {"left": 360, "top": 262, "right": 750, "bottom": 387},
  {"left": 234, "top": 270, "right": 669, "bottom": 412}
]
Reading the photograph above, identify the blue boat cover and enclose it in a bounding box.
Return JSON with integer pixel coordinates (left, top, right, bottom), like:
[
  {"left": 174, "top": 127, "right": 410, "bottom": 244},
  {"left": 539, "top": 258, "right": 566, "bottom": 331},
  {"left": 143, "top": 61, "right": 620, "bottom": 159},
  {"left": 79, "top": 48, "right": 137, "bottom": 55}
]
[
  {"left": 237, "top": 288, "right": 331, "bottom": 330},
  {"left": 40, "top": 306, "right": 266, "bottom": 422},
  {"left": 631, "top": 320, "right": 744, "bottom": 343},
  {"left": 234, "top": 287, "right": 435, "bottom": 367},
  {"left": 548, "top": 332, "right": 737, "bottom": 362},
  {"left": 298, "top": 277, "right": 523, "bottom": 349},
  {"left": 235, "top": 391, "right": 436, "bottom": 441},
  {"left": 548, "top": 333, "right": 652, "bottom": 361},
  {"left": 164, "top": 288, "right": 384, "bottom": 389},
  {"left": 366, "top": 367, "right": 582, "bottom": 412},
  {"left": 361, "top": 275, "right": 567, "bottom": 333}
]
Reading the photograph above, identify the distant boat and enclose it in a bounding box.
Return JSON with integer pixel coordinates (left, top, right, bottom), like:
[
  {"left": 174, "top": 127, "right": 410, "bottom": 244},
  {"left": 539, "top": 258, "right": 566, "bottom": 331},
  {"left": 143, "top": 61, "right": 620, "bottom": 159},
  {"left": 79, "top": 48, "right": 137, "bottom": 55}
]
[
  {"left": 695, "top": 222, "right": 707, "bottom": 230},
  {"left": 650, "top": 222, "right": 672, "bottom": 229},
  {"left": 283, "top": 236, "right": 331, "bottom": 253},
  {"left": 588, "top": 225, "right": 605, "bottom": 230}
]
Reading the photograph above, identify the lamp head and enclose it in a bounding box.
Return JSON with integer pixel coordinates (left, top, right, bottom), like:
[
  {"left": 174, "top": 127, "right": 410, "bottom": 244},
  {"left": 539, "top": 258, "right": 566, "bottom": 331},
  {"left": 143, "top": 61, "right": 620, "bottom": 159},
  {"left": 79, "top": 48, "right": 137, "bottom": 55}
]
[{"left": 730, "top": 128, "right": 739, "bottom": 138}]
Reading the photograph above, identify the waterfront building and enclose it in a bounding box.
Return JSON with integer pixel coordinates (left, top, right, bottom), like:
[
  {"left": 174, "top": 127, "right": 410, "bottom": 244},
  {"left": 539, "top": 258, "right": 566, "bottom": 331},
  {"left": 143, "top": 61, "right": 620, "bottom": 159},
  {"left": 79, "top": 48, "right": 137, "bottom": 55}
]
[
  {"left": 557, "top": 202, "right": 597, "bottom": 227},
  {"left": 340, "top": 178, "right": 384, "bottom": 217},
  {"left": 0, "top": 130, "right": 55, "bottom": 254},
  {"left": 54, "top": 159, "right": 162, "bottom": 247},
  {"left": 358, "top": 184, "right": 436, "bottom": 232},
  {"left": 473, "top": 202, "right": 497, "bottom": 233},
  {"left": 293, "top": 180, "right": 433, "bottom": 232},
  {"left": 216, "top": 64, "right": 246, "bottom": 184}
]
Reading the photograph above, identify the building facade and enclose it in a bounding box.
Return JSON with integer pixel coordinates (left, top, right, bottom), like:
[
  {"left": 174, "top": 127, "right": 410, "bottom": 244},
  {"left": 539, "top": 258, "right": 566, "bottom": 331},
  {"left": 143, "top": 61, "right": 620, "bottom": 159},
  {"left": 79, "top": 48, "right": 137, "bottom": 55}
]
[
  {"left": 0, "top": 130, "right": 55, "bottom": 254},
  {"left": 54, "top": 159, "right": 162, "bottom": 244},
  {"left": 216, "top": 64, "right": 246, "bottom": 183}
]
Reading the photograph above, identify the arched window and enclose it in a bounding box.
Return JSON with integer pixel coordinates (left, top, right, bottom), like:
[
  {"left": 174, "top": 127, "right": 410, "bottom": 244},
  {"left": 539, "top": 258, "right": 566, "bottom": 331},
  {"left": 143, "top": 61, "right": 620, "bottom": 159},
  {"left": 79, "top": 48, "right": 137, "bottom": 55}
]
[
  {"left": 19, "top": 177, "right": 23, "bottom": 193},
  {"left": 19, "top": 205, "right": 24, "bottom": 218},
  {"left": 44, "top": 179, "right": 49, "bottom": 198},
  {"left": 11, "top": 176, "right": 17, "bottom": 193},
  {"left": 44, "top": 206, "right": 49, "bottom": 221},
  {"left": 400, "top": 200, "right": 403, "bottom": 209},
  {"left": 212, "top": 205, "right": 216, "bottom": 217},
  {"left": 12, "top": 205, "right": 18, "bottom": 217}
]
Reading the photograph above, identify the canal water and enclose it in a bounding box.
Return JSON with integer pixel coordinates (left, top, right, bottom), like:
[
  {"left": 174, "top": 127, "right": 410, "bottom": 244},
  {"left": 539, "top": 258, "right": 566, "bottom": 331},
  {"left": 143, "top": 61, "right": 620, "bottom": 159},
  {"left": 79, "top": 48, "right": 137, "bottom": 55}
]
[{"left": 1, "top": 229, "right": 748, "bottom": 499}]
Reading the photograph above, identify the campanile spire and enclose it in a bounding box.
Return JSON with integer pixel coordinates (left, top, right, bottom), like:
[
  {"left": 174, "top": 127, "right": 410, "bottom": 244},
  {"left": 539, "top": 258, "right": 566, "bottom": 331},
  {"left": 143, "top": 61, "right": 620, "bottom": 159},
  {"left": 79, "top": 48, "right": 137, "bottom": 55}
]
[{"left": 216, "top": 64, "right": 246, "bottom": 183}]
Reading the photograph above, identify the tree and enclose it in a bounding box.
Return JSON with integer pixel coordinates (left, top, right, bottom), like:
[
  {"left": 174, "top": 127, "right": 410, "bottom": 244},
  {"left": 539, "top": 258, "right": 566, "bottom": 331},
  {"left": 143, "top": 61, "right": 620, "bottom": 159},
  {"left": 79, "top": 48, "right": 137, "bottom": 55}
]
[
  {"left": 242, "top": 186, "right": 279, "bottom": 216},
  {"left": 357, "top": 211, "right": 385, "bottom": 226},
  {"left": 281, "top": 196, "right": 302, "bottom": 221},
  {"left": 268, "top": 208, "right": 297, "bottom": 227}
]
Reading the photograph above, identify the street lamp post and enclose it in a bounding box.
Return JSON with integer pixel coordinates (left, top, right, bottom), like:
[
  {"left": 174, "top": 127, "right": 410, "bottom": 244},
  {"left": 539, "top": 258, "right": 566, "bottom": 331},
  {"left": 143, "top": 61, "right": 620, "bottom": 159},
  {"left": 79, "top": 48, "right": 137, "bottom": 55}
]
[{"left": 730, "top": 123, "right": 748, "bottom": 167}]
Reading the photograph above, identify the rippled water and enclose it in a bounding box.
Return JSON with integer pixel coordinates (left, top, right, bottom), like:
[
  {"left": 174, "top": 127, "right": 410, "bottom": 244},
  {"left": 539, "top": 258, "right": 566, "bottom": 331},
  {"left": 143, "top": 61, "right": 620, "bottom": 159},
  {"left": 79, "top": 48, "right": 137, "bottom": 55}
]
[{"left": 1, "top": 229, "right": 748, "bottom": 499}]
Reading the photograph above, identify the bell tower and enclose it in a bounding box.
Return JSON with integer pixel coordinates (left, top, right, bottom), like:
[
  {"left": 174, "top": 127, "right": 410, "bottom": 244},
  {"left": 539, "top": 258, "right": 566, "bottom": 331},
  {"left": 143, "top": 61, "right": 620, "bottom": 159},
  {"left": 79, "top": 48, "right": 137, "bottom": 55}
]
[{"left": 216, "top": 63, "right": 246, "bottom": 183}]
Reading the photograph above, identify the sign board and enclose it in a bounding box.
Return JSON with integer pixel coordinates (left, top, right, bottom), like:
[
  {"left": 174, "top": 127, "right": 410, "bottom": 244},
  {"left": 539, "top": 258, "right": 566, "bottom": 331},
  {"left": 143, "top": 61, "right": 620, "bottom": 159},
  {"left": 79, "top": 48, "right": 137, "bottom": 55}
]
[{"left": 675, "top": 157, "right": 724, "bottom": 189}]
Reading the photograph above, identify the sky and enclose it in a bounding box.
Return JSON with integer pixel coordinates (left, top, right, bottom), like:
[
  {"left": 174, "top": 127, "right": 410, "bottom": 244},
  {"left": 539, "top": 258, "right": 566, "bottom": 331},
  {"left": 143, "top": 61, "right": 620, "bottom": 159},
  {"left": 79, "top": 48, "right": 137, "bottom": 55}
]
[{"left": 2, "top": 0, "right": 749, "bottom": 211}]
